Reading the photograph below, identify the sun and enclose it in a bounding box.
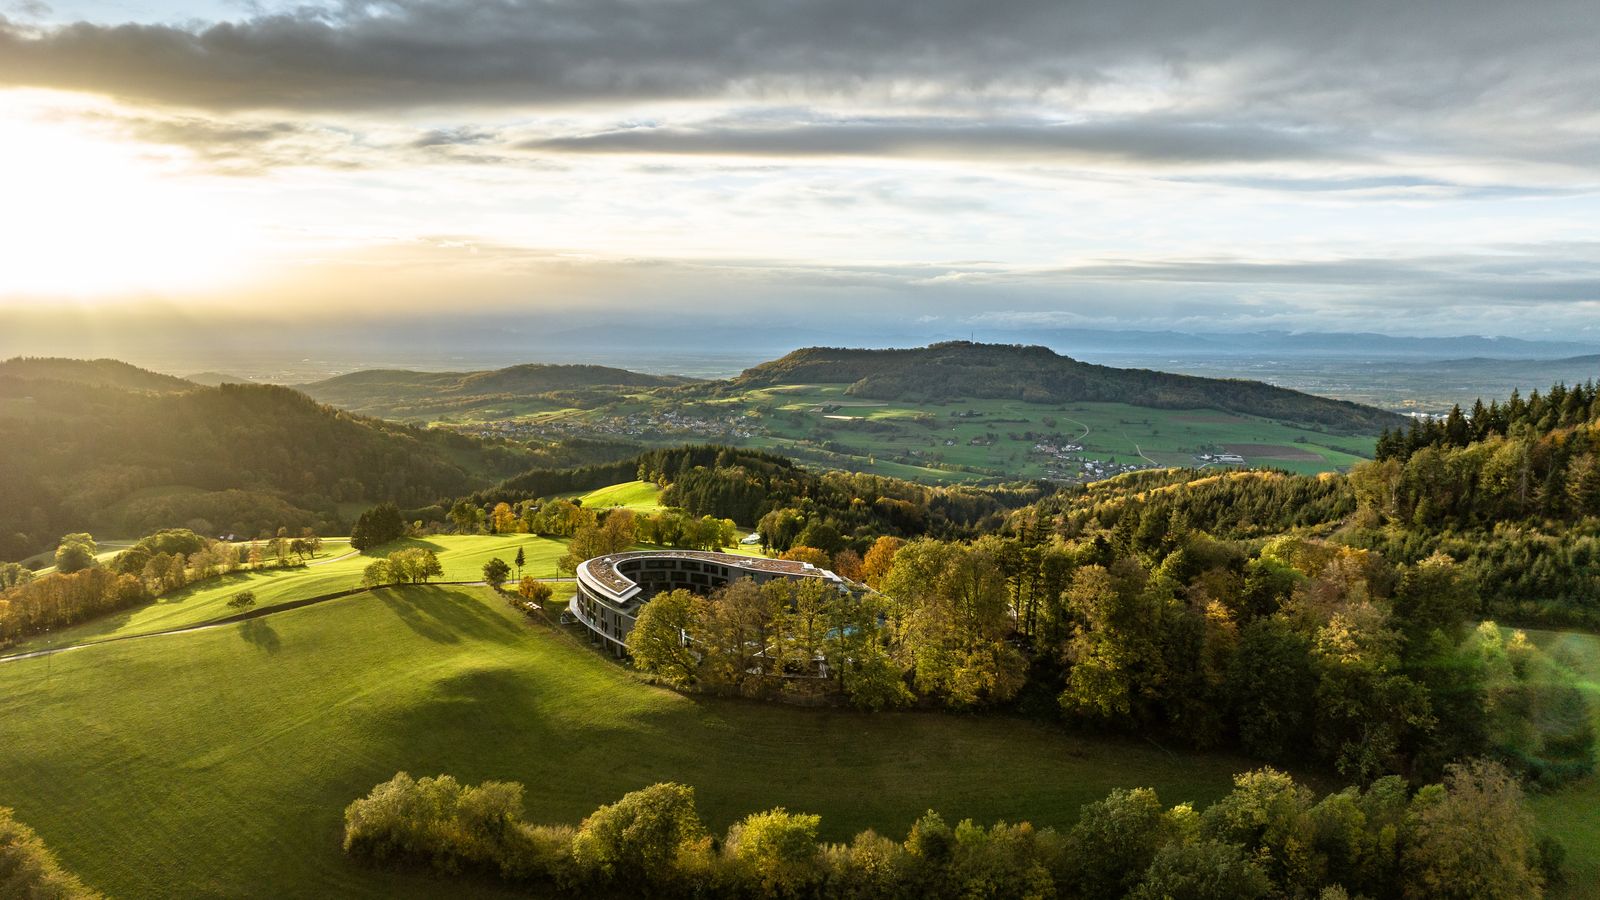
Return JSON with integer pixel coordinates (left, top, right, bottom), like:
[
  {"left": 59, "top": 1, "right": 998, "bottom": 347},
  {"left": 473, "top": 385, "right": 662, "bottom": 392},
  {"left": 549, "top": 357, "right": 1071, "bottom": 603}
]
[{"left": 0, "top": 91, "right": 267, "bottom": 300}]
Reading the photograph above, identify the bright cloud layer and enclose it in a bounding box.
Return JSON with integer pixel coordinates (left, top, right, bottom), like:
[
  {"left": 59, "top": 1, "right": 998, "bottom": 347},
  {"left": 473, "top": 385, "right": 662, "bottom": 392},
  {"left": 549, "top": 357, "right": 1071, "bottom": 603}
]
[{"left": 0, "top": 0, "right": 1596, "bottom": 343}]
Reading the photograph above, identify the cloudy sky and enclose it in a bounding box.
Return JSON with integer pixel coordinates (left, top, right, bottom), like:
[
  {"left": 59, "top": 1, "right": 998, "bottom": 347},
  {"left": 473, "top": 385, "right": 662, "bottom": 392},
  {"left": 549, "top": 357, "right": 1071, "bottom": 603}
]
[{"left": 1, "top": 0, "right": 1598, "bottom": 356}]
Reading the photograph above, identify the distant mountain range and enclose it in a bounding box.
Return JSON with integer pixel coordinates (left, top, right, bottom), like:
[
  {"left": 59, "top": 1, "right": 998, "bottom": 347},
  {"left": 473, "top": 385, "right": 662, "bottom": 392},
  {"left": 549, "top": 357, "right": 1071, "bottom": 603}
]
[
  {"left": 531, "top": 323, "right": 1600, "bottom": 362},
  {"left": 721, "top": 342, "right": 1405, "bottom": 433},
  {"left": 1012, "top": 329, "right": 1600, "bottom": 361}
]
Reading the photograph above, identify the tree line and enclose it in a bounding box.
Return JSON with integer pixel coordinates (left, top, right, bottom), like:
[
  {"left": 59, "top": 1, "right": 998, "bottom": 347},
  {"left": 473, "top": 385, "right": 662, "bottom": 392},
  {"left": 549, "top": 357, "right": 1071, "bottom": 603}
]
[
  {"left": 0, "top": 527, "right": 323, "bottom": 646},
  {"left": 631, "top": 528, "right": 1594, "bottom": 788},
  {"left": 342, "top": 760, "right": 1558, "bottom": 899}
]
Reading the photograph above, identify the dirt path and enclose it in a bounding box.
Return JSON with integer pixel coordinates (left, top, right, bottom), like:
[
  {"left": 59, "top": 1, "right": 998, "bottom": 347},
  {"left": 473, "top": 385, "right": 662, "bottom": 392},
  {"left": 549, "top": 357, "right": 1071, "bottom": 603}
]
[
  {"left": 1123, "top": 432, "right": 1159, "bottom": 465},
  {"left": 1061, "top": 416, "right": 1091, "bottom": 443}
]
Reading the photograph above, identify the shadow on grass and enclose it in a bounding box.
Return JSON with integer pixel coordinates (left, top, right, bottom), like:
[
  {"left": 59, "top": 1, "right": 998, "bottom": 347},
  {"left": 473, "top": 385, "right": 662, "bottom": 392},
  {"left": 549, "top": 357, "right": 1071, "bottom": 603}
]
[
  {"left": 374, "top": 585, "right": 526, "bottom": 645},
  {"left": 361, "top": 537, "right": 448, "bottom": 560},
  {"left": 238, "top": 618, "right": 281, "bottom": 654}
]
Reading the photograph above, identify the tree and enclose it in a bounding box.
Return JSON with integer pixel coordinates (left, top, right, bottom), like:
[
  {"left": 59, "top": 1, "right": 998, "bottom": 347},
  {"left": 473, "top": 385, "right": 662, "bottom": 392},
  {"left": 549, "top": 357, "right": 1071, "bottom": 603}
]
[
  {"left": 0, "top": 562, "right": 35, "bottom": 590},
  {"left": 514, "top": 546, "right": 526, "bottom": 577},
  {"left": 628, "top": 588, "right": 704, "bottom": 687},
  {"left": 831, "top": 548, "right": 864, "bottom": 581},
  {"left": 861, "top": 536, "right": 906, "bottom": 588},
  {"left": 880, "top": 539, "right": 1025, "bottom": 707},
  {"left": 350, "top": 503, "right": 406, "bottom": 551},
  {"left": 227, "top": 590, "right": 257, "bottom": 611},
  {"left": 571, "top": 783, "right": 709, "bottom": 886},
  {"left": 482, "top": 557, "right": 512, "bottom": 586},
  {"left": 517, "top": 577, "right": 552, "bottom": 605},
  {"left": 1401, "top": 759, "right": 1544, "bottom": 900},
  {"left": 386, "top": 548, "right": 442, "bottom": 584},
  {"left": 490, "top": 502, "right": 518, "bottom": 534},
  {"left": 726, "top": 808, "right": 823, "bottom": 896},
  {"left": 779, "top": 546, "right": 831, "bottom": 568},
  {"left": 362, "top": 560, "right": 391, "bottom": 588},
  {"left": 1131, "top": 840, "right": 1272, "bottom": 900},
  {"left": 1065, "top": 787, "right": 1176, "bottom": 897},
  {"left": 448, "top": 500, "right": 484, "bottom": 533},
  {"left": 53, "top": 533, "right": 97, "bottom": 574}
]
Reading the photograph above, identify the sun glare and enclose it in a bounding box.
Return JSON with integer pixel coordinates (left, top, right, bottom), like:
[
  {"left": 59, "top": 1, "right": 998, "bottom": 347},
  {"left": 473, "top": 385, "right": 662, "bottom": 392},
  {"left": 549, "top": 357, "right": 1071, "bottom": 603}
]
[{"left": 0, "top": 92, "right": 266, "bottom": 299}]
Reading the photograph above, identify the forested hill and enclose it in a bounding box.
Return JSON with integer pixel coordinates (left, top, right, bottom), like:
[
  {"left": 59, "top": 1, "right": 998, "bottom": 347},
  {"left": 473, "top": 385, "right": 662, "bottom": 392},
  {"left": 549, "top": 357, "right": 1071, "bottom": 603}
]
[
  {"left": 725, "top": 342, "right": 1404, "bottom": 433},
  {"left": 0, "top": 357, "right": 197, "bottom": 393},
  {"left": 299, "top": 363, "right": 696, "bottom": 420},
  {"left": 0, "top": 377, "right": 536, "bottom": 561}
]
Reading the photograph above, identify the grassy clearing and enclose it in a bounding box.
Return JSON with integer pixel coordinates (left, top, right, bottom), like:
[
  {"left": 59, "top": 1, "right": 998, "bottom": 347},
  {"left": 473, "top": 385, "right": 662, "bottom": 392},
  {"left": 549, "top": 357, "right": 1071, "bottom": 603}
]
[
  {"left": 6, "top": 535, "right": 573, "bottom": 655},
  {"left": 1520, "top": 628, "right": 1600, "bottom": 898},
  {"left": 0, "top": 584, "right": 1257, "bottom": 898},
  {"left": 576, "top": 479, "right": 663, "bottom": 512}
]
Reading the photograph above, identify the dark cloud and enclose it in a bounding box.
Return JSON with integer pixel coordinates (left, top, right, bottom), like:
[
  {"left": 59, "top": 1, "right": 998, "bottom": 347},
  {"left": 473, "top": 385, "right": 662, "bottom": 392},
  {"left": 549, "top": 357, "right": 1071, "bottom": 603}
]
[
  {"left": 411, "top": 126, "right": 496, "bottom": 148},
  {"left": 0, "top": 0, "right": 1593, "bottom": 120},
  {"left": 524, "top": 117, "right": 1347, "bottom": 165}
]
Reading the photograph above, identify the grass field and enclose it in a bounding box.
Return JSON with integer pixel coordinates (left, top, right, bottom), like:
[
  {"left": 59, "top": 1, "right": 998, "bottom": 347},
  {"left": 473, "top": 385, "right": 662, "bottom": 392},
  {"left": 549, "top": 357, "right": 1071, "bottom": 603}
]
[
  {"left": 1522, "top": 628, "right": 1600, "bottom": 898},
  {"left": 7, "top": 534, "right": 573, "bottom": 655},
  {"left": 574, "top": 479, "right": 664, "bottom": 512},
  {"left": 519, "top": 384, "right": 1378, "bottom": 485},
  {"left": 0, "top": 584, "right": 1263, "bottom": 898},
  {"left": 738, "top": 387, "right": 1374, "bottom": 478}
]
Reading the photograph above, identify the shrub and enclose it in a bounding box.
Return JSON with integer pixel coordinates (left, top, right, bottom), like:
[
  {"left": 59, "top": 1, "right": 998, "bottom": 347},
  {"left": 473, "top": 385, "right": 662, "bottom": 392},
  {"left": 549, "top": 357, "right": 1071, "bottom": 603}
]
[
  {"left": 0, "top": 806, "right": 103, "bottom": 899},
  {"left": 482, "top": 558, "right": 511, "bottom": 586},
  {"left": 570, "top": 783, "right": 709, "bottom": 887},
  {"left": 725, "top": 808, "right": 823, "bottom": 897},
  {"left": 342, "top": 772, "right": 527, "bottom": 875}
]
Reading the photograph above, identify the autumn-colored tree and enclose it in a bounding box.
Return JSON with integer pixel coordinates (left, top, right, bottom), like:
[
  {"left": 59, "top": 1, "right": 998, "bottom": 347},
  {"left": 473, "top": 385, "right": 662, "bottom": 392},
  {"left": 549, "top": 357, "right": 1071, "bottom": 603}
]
[
  {"left": 831, "top": 548, "right": 864, "bottom": 581},
  {"left": 860, "top": 536, "right": 905, "bottom": 588},
  {"left": 517, "top": 576, "right": 553, "bottom": 604},
  {"left": 490, "top": 502, "right": 519, "bottom": 534},
  {"left": 629, "top": 588, "right": 705, "bottom": 687},
  {"left": 779, "top": 546, "right": 831, "bottom": 568}
]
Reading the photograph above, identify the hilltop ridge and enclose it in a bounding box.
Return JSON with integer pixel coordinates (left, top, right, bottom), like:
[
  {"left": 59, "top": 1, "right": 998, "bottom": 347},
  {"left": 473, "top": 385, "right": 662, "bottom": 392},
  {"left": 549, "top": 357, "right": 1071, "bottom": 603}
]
[
  {"left": 725, "top": 341, "right": 1405, "bottom": 433},
  {"left": 298, "top": 363, "right": 695, "bottom": 420}
]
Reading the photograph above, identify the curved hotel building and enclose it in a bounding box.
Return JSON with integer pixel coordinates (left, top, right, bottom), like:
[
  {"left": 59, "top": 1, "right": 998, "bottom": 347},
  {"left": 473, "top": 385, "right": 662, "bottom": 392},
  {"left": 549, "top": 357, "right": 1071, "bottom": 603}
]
[{"left": 570, "top": 550, "right": 848, "bottom": 655}]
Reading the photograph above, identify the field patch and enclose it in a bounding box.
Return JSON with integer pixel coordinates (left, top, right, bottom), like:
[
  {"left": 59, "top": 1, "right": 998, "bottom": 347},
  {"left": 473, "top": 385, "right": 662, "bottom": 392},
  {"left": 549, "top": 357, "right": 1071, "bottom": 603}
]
[
  {"left": 576, "top": 480, "right": 663, "bottom": 512},
  {"left": 1225, "top": 443, "right": 1325, "bottom": 461},
  {"left": 1173, "top": 413, "right": 1253, "bottom": 424}
]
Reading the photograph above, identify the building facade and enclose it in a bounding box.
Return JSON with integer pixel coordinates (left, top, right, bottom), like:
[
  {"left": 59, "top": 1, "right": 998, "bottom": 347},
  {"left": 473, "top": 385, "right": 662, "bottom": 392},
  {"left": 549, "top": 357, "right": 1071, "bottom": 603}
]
[{"left": 570, "top": 549, "right": 847, "bottom": 656}]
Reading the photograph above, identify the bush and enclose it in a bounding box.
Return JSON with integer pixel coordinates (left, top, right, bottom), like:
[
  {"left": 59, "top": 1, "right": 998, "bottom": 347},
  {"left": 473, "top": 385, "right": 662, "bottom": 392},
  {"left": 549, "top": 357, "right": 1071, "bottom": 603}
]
[
  {"left": 341, "top": 766, "right": 1555, "bottom": 900},
  {"left": 517, "top": 577, "right": 553, "bottom": 604},
  {"left": 570, "top": 783, "right": 709, "bottom": 887},
  {"left": 342, "top": 772, "right": 529, "bottom": 875},
  {"left": 482, "top": 557, "right": 511, "bottom": 586},
  {"left": 725, "top": 808, "right": 822, "bottom": 897},
  {"left": 0, "top": 806, "right": 102, "bottom": 899}
]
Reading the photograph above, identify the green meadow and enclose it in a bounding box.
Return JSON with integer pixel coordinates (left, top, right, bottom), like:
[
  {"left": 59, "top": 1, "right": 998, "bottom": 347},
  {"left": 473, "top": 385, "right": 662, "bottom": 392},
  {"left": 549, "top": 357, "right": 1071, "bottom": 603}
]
[
  {"left": 573, "top": 479, "right": 664, "bottom": 512},
  {"left": 0, "top": 583, "right": 1261, "bottom": 898},
  {"left": 1522, "top": 627, "right": 1600, "bottom": 897},
  {"left": 6, "top": 534, "right": 573, "bottom": 655},
  {"left": 540, "top": 384, "right": 1379, "bottom": 484}
]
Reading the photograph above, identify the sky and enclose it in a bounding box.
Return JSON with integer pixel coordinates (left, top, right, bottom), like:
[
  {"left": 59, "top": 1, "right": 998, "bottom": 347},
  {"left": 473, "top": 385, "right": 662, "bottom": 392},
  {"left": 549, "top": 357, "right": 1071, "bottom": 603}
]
[{"left": 1, "top": 0, "right": 1598, "bottom": 360}]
